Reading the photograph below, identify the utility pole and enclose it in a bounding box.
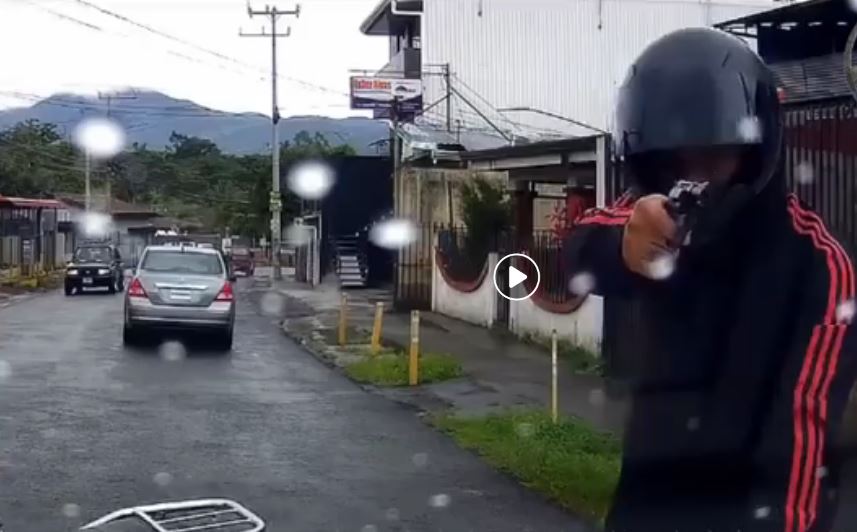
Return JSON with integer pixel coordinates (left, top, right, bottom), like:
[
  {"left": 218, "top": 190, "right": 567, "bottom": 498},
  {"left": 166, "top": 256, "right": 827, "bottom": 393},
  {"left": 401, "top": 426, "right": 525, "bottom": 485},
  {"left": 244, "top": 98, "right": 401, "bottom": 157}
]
[
  {"left": 240, "top": 3, "right": 300, "bottom": 281},
  {"left": 444, "top": 63, "right": 452, "bottom": 132},
  {"left": 391, "top": 97, "right": 400, "bottom": 217},
  {"left": 98, "top": 91, "right": 137, "bottom": 213}
]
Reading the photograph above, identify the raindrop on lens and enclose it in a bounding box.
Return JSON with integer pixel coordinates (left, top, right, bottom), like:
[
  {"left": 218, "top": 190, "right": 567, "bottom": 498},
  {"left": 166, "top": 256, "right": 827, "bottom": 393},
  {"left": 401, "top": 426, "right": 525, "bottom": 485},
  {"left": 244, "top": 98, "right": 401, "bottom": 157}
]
[
  {"left": 817, "top": 466, "right": 828, "bottom": 479},
  {"left": 0, "top": 360, "right": 12, "bottom": 381},
  {"left": 647, "top": 253, "right": 676, "bottom": 280},
  {"left": 153, "top": 471, "right": 173, "bottom": 486},
  {"left": 429, "top": 493, "right": 451, "bottom": 508},
  {"left": 360, "top": 525, "right": 379, "bottom": 532},
  {"left": 589, "top": 388, "right": 606, "bottom": 406},
  {"left": 286, "top": 160, "right": 335, "bottom": 200},
  {"left": 515, "top": 422, "right": 534, "bottom": 438},
  {"left": 569, "top": 272, "right": 595, "bottom": 296},
  {"left": 737, "top": 116, "right": 762, "bottom": 142},
  {"left": 159, "top": 341, "right": 186, "bottom": 362},
  {"left": 261, "top": 291, "right": 285, "bottom": 316},
  {"left": 370, "top": 218, "right": 417, "bottom": 249},
  {"left": 411, "top": 452, "right": 429, "bottom": 468},
  {"left": 62, "top": 503, "right": 81, "bottom": 518},
  {"left": 754, "top": 506, "right": 771, "bottom": 519},
  {"left": 41, "top": 427, "right": 58, "bottom": 439},
  {"left": 796, "top": 162, "right": 814, "bottom": 185},
  {"left": 73, "top": 117, "right": 125, "bottom": 158},
  {"left": 686, "top": 416, "right": 701, "bottom": 432},
  {"left": 284, "top": 224, "right": 312, "bottom": 248},
  {"left": 385, "top": 508, "right": 400, "bottom": 521},
  {"left": 836, "top": 299, "right": 855, "bottom": 324}
]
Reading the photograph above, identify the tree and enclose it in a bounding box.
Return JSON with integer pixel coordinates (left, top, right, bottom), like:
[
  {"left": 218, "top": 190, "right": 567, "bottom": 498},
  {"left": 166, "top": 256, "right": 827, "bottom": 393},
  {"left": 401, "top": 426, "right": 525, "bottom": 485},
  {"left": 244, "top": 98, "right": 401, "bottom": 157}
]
[{"left": 460, "top": 176, "right": 512, "bottom": 248}]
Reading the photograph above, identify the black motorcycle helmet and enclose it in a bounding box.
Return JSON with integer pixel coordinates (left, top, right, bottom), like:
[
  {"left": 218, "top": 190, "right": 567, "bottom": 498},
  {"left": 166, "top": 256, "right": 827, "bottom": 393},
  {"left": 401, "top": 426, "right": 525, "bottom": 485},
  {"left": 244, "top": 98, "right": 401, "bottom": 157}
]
[{"left": 613, "top": 27, "right": 783, "bottom": 198}]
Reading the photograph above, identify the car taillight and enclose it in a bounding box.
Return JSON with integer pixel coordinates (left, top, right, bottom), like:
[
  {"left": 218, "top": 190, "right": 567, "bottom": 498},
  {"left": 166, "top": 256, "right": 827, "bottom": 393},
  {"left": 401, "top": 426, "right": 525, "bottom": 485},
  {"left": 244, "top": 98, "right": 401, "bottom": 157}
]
[
  {"left": 215, "top": 281, "right": 234, "bottom": 301},
  {"left": 128, "top": 277, "right": 147, "bottom": 298}
]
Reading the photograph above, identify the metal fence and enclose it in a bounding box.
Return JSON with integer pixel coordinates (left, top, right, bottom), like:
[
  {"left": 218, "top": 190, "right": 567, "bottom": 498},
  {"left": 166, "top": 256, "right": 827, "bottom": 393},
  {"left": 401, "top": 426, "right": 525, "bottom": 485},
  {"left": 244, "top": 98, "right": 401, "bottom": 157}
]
[
  {"left": 529, "top": 230, "right": 575, "bottom": 306},
  {"left": 394, "top": 223, "right": 437, "bottom": 311},
  {"left": 436, "top": 226, "right": 499, "bottom": 284}
]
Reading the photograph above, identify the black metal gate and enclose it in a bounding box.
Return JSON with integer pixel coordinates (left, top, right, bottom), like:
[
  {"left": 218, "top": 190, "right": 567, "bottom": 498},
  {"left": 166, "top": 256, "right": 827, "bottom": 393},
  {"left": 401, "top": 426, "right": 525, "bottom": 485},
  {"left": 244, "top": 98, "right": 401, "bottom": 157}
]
[{"left": 394, "top": 223, "right": 435, "bottom": 311}]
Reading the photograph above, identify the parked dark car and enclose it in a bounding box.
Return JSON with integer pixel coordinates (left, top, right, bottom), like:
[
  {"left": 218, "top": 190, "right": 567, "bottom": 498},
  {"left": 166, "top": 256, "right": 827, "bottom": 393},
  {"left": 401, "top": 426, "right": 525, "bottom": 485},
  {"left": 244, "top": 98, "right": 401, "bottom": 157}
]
[{"left": 65, "top": 244, "right": 125, "bottom": 295}]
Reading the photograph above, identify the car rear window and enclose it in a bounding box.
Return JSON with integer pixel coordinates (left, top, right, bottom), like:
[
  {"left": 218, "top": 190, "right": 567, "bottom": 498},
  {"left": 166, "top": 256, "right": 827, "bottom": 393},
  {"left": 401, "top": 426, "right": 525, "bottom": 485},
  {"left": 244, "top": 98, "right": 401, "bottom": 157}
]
[
  {"left": 141, "top": 250, "right": 223, "bottom": 275},
  {"left": 75, "top": 247, "right": 111, "bottom": 263}
]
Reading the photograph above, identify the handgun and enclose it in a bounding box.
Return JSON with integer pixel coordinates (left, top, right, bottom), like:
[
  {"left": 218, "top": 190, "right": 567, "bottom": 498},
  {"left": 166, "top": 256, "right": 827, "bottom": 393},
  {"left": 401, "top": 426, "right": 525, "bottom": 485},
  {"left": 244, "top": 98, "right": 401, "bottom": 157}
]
[{"left": 666, "top": 180, "right": 710, "bottom": 248}]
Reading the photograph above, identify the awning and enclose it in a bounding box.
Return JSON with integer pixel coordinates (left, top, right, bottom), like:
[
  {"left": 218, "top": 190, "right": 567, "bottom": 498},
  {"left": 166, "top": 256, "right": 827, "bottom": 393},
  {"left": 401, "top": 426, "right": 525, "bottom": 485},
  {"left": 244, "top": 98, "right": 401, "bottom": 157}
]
[{"left": 0, "top": 196, "right": 63, "bottom": 209}]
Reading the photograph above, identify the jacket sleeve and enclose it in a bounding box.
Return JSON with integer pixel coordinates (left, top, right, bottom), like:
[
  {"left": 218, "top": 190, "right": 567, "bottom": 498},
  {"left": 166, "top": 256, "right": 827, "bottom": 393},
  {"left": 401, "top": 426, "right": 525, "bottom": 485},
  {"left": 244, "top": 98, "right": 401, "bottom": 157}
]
[
  {"left": 563, "top": 193, "right": 639, "bottom": 298},
  {"left": 738, "top": 218, "right": 857, "bottom": 532}
]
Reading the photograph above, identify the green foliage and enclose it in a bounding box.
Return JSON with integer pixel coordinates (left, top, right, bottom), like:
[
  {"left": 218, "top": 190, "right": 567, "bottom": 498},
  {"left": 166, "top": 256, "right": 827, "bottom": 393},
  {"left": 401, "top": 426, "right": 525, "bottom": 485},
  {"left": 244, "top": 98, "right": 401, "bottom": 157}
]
[
  {"left": 434, "top": 410, "right": 621, "bottom": 522},
  {"left": 0, "top": 120, "right": 354, "bottom": 236},
  {"left": 460, "top": 177, "right": 511, "bottom": 254},
  {"left": 344, "top": 351, "right": 463, "bottom": 386}
]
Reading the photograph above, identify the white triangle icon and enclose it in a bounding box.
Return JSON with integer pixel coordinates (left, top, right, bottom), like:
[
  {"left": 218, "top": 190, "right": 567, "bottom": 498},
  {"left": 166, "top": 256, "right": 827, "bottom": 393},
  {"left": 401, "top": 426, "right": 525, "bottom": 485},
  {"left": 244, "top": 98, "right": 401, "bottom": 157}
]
[{"left": 508, "top": 266, "right": 527, "bottom": 289}]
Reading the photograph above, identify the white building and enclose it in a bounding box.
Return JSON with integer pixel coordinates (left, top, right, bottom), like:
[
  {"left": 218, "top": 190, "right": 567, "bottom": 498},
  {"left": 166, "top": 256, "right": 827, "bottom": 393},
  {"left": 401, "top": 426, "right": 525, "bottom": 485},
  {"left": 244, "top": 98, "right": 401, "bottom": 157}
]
[{"left": 361, "top": 0, "right": 775, "bottom": 139}]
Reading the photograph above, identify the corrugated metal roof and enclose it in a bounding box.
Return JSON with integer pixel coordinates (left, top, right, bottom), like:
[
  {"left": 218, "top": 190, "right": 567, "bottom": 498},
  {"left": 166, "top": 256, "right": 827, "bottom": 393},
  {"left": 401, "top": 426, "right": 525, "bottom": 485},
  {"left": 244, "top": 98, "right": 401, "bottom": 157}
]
[
  {"left": 772, "top": 53, "right": 855, "bottom": 103},
  {"left": 420, "top": 0, "right": 774, "bottom": 136}
]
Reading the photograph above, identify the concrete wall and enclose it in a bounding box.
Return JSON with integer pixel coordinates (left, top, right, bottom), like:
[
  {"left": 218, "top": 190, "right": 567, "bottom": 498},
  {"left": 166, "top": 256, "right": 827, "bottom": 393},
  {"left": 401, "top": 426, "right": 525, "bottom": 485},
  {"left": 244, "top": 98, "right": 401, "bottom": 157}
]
[
  {"left": 432, "top": 251, "right": 497, "bottom": 327},
  {"left": 509, "top": 294, "right": 604, "bottom": 352}
]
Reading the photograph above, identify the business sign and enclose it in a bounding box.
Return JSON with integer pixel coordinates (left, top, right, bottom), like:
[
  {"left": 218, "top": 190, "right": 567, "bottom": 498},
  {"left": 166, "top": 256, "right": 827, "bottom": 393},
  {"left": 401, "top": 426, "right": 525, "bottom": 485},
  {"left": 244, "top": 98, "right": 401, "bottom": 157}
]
[{"left": 350, "top": 77, "right": 423, "bottom": 115}]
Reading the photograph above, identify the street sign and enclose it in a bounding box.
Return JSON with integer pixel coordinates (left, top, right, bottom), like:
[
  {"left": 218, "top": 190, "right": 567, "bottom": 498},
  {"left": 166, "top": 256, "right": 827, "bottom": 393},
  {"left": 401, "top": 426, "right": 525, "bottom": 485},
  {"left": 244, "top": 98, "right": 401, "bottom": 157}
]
[{"left": 350, "top": 76, "right": 423, "bottom": 114}]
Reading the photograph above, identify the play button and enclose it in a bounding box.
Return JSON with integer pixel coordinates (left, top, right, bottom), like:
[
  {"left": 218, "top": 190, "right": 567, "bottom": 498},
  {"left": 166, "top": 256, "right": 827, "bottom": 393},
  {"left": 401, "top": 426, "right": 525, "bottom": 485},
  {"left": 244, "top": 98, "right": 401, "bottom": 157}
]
[
  {"left": 493, "top": 253, "right": 540, "bottom": 301},
  {"left": 508, "top": 266, "right": 527, "bottom": 289}
]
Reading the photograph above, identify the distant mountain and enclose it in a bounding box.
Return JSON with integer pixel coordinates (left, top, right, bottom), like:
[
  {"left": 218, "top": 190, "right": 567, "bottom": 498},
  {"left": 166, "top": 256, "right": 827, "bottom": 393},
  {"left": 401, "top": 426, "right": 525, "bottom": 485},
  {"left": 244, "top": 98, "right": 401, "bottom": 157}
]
[{"left": 0, "top": 90, "right": 390, "bottom": 156}]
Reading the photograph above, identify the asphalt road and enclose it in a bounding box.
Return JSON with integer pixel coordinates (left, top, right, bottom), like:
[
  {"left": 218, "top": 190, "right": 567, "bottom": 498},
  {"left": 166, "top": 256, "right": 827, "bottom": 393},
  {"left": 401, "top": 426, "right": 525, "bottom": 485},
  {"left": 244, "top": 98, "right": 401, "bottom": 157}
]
[{"left": 0, "top": 277, "right": 588, "bottom": 532}]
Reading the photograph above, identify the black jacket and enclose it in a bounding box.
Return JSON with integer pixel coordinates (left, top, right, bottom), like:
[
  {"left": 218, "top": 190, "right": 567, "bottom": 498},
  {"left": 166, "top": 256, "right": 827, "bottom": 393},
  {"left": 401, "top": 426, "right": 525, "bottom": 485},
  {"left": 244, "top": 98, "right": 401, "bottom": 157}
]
[{"left": 565, "top": 183, "right": 857, "bottom": 532}]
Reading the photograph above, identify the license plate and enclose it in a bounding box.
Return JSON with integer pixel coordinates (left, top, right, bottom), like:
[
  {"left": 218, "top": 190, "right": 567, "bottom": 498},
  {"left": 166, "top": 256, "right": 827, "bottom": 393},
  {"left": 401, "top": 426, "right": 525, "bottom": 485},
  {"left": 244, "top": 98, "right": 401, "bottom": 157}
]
[
  {"left": 83, "top": 277, "right": 93, "bottom": 285},
  {"left": 169, "top": 290, "right": 192, "bottom": 301}
]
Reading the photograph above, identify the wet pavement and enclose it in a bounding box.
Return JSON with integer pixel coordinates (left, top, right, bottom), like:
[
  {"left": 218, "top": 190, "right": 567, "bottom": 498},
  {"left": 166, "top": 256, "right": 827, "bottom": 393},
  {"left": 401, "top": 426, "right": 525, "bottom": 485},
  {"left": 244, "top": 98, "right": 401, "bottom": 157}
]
[{"left": 0, "top": 277, "right": 588, "bottom": 532}]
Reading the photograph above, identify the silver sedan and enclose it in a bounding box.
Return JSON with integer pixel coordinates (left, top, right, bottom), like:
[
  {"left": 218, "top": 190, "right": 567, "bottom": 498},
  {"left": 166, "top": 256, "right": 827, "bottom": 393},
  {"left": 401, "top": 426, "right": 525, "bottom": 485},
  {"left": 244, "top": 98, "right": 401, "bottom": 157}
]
[{"left": 123, "top": 245, "right": 236, "bottom": 350}]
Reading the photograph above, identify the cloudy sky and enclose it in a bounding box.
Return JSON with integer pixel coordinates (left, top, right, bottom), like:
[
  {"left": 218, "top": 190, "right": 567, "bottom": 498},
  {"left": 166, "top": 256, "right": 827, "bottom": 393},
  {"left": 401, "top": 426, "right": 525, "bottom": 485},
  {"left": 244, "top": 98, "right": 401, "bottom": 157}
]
[{"left": 0, "top": 0, "right": 388, "bottom": 118}]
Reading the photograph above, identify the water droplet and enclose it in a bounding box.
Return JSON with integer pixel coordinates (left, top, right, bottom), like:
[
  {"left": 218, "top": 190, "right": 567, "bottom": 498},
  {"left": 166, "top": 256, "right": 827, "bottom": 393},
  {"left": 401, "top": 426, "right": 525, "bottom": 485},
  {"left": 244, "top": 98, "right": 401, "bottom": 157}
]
[
  {"left": 737, "top": 116, "right": 762, "bottom": 142},
  {"left": 796, "top": 162, "right": 814, "bottom": 185},
  {"left": 77, "top": 211, "right": 115, "bottom": 238},
  {"left": 686, "top": 416, "right": 701, "bottom": 432},
  {"left": 816, "top": 466, "right": 828, "bottom": 479},
  {"left": 754, "top": 506, "right": 771, "bottom": 519},
  {"left": 370, "top": 219, "right": 417, "bottom": 249},
  {"left": 385, "top": 508, "right": 400, "bottom": 521},
  {"left": 411, "top": 452, "right": 429, "bottom": 468},
  {"left": 286, "top": 160, "right": 336, "bottom": 200},
  {"left": 836, "top": 300, "right": 855, "bottom": 324},
  {"left": 646, "top": 253, "right": 676, "bottom": 280},
  {"left": 62, "top": 503, "right": 81, "bottom": 518},
  {"left": 360, "top": 525, "right": 378, "bottom": 532},
  {"left": 260, "top": 291, "right": 286, "bottom": 316},
  {"left": 73, "top": 117, "right": 125, "bottom": 158},
  {"left": 588, "top": 388, "right": 605, "bottom": 406},
  {"left": 153, "top": 471, "right": 173, "bottom": 486},
  {"left": 41, "top": 428, "right": 58, "bottom": 439},
  {"left": 0, "top": 360, "right": 12, "bottom": 381},
  {"left": 284, "top": 224, "right": 313, "bottom": 248},
  {"left": 569, "top": 272, "right": 595, "bottom": 296},
  {"left": 515, "top": 422, "right": 534, "bottom": 438},
  {"left": 159, "top": 341, "right": 187, "bottom": 362},
  {"left": 428, "top": 493, "right": 451, "bottom": 508}
]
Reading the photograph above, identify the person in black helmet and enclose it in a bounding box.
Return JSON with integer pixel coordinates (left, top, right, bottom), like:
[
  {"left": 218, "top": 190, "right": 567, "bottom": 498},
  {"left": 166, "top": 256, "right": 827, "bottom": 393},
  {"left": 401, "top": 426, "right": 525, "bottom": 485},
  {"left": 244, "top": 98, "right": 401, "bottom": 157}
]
[{"left": 565, "top": 27, "right": 857, "bottom": 532}]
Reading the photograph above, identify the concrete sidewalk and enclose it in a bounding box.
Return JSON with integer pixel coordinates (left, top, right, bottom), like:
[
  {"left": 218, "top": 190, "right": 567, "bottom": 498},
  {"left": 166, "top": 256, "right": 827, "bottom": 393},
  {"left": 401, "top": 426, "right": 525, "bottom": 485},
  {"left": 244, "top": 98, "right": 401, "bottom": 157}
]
[{"left": 276, "top": 276, "right": 628, "bottom": 434}]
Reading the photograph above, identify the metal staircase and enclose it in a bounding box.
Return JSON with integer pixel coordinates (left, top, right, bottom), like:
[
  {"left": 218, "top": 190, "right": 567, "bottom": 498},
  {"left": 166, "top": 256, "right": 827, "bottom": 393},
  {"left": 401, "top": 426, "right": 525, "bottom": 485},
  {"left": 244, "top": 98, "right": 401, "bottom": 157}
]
[{"left": 335, "top": 235, "right": 367, "bottom": 288}]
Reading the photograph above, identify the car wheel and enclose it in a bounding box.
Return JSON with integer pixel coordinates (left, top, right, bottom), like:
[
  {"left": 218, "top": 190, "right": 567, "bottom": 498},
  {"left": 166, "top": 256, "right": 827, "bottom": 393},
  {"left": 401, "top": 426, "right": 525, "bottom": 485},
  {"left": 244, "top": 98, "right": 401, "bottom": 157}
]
[
  {"left": 64, "top": 285, "right": 73, "bottom": 296},
  {"left": 117, "top": 276, "right": 125, "bottom": 292},
  {"left": 122, "top": 323, "right": 137, "bottom": 346},
  {"left": 108, "top": 281, "right": 116, "bottom": 294},
  {"left": 217, "top": 329, "right": 234, "bottom": 351}
]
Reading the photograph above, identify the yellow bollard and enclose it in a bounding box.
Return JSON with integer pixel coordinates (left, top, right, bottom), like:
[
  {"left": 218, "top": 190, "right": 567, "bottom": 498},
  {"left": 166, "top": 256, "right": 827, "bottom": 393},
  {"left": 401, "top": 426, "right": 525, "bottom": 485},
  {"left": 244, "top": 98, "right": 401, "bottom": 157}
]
[
  {"left": 371, "top": 302, "right": 385, "bottom": 355},
  {"left": 551, "top": 329, "right": 559, "bottom": 423},
  {"left": 409, "top": 310, "right": 420, "bottom": 386},
  {"left": 338, "top": 293, "right": 348, "bottom": 346}
]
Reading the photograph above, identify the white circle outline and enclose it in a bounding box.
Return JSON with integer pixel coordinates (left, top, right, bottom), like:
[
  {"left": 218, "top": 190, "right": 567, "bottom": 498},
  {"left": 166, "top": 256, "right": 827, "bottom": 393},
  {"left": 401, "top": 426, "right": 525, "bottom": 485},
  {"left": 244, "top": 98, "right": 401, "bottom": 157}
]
[{"left": 492, "top": 253, "right": 541, "bottom": 302}]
